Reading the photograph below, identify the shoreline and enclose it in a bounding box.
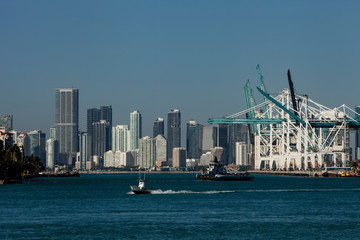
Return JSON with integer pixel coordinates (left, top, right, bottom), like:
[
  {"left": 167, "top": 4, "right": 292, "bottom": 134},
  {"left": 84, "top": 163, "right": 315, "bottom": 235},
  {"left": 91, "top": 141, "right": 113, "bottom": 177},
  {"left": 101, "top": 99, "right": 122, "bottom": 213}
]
[{"left": 79, "top": 171, "right": 201, "bottom": 174}]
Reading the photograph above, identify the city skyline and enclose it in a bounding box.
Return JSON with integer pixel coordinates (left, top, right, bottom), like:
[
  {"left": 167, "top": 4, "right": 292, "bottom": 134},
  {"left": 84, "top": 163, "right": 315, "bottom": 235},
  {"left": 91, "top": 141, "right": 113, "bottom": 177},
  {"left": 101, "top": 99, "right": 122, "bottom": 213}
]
[{"left": 1, "top": 1, "right": 360, "bottom": 140}]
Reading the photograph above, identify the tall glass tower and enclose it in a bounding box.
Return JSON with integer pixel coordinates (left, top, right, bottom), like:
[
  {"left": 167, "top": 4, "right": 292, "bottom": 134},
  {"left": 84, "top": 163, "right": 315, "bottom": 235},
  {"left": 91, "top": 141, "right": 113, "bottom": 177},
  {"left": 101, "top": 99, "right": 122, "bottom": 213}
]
[
  {"left": 186, "top": 120, "right": 203, "bottom": 159},
  {"left": 130, "top": 111, "right": 142, "bottom": 150},
  {"left": 153, "top": 118, "right": 164, "bottom": 138},
  {"left": 55, "top": 88, "right": 79, "bottom": 158},
  {"left": 167, "top": 109, "right": 181, "bottom": 163},
  {"left": 87, "top": 105, "right": 112, "bottom": 157}
]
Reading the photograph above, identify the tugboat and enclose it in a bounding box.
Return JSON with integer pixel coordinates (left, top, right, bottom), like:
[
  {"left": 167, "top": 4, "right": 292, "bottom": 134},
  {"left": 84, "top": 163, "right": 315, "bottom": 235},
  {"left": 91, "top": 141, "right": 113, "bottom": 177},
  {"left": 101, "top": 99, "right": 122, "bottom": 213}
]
[
  {"left": 130, "top": 172, "right": 153, "bottom": 194},
  {"left": 196, "top": 157, "right": 255, "bottom": 181}
]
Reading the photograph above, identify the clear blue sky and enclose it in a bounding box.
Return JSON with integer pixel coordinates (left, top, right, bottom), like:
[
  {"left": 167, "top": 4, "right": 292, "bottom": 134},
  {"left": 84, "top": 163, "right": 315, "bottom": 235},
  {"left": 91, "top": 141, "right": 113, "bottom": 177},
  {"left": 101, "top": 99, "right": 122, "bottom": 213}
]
[{"left": 1, "top": 0, "right": 360, "bottom": 139}]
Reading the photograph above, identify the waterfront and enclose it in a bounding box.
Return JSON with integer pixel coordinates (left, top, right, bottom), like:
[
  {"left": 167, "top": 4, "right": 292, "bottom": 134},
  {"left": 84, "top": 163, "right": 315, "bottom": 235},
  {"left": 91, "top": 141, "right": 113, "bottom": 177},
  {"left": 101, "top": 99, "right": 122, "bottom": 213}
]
[{"left": 1, "top": 174, "right": 360, "bottom": 239}]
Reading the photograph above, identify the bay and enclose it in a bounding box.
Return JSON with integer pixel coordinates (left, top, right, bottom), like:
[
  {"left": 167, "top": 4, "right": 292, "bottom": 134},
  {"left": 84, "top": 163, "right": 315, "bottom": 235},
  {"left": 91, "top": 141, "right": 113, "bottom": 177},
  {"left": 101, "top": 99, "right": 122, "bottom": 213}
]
[{"left": 1, "top": 174, "right": 360, "bottom": 239}]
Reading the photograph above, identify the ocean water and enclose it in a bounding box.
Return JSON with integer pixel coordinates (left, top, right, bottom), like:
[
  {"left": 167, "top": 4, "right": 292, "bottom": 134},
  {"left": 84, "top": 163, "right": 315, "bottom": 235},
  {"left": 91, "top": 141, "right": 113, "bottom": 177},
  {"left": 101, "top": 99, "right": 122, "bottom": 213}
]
[{"left": 1, "top": 174, "right": 360, "bottom": 240}]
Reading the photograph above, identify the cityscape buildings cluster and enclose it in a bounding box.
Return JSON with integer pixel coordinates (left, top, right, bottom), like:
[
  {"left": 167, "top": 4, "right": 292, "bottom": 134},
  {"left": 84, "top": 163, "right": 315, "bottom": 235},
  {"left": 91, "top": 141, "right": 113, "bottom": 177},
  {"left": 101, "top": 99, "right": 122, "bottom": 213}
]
[{"left": 0, "top": 88, "right": 261, "bottom": 171}]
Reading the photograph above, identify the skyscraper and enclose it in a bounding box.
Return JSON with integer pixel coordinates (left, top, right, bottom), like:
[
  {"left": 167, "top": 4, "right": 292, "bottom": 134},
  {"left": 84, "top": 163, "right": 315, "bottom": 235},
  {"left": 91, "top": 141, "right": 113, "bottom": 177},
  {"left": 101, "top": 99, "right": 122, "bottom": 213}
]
[
  {"left": 28, "top": 130, "right": 46, "bottom": 165},
  {"left": 87, "top": 106, "right": 112, "bottom": 157},
  {"left": 227, "top": 124, "right": 249, "bottom": 165},
  {"left": 0, "top": 115, "right": 13, "bottom": 132},
  {"left": 202, "top": 126, "right": 217, "bottom": 153},
  {"left": 79, "top": 132, "right": 88, "bottom": 169},
  {"left": 130, "top": 111, "right": 142, "bottom": 150},
  {"left": 55, "top": 88, "right": 79, "bottom": 164},
  {"left": 155, "top": 134, "right": 167, "bottom": 162},
  {"left": 138, "top": 136, "right": 155, "bottom": 168},
  {"left": 167, "top": 109, "right": 181, "bottom": 163},
  {"left": 92, "top": 120, "right": 110, "bottom": 158},
  {"left": 46, "top": 138, "right": 59, "bottom": 169},
  {"left": 186, "top": 120, "right": 203, "bottom": 159},
  {"left": 112, "top": 125, "right": 130, "bottom": 152},
  {"left": 153, "top": 118, "right": 164, "bottom": 138}
]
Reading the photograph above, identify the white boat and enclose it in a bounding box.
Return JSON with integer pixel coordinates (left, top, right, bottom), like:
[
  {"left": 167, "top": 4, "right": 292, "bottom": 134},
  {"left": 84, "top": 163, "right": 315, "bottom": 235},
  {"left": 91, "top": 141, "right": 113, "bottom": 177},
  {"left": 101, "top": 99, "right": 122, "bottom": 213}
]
[{"left": 130, "top": 173, "right": 152, "bottom": 194}]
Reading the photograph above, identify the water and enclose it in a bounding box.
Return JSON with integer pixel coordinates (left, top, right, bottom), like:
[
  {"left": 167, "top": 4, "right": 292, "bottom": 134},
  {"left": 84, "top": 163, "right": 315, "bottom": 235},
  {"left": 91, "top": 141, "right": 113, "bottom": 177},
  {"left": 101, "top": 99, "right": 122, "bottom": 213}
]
[{"left": 1, "top": 174, "right": 360, "bottom": 239}]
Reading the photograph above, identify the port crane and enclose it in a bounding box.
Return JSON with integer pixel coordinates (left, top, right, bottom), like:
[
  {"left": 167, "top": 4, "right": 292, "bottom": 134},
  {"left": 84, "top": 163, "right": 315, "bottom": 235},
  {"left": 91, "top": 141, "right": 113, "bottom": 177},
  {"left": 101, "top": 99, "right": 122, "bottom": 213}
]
[{"left": 209, "top": 66, "right": 360, "bottom": 170}]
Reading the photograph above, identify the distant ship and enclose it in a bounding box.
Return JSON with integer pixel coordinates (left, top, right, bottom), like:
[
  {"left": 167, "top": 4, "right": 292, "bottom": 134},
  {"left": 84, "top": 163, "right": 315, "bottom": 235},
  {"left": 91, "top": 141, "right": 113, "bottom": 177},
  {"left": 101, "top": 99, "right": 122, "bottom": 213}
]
[{"left": 196, "top": 157, "right": 255, "bottom": 181}]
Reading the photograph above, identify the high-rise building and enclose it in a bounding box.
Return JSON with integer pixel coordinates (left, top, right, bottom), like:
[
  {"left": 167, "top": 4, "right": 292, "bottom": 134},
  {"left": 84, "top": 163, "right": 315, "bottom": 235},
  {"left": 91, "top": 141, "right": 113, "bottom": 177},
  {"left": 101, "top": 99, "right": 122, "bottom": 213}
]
[
  {"left": 202, "top": 126, "right": 217, "bottom": 153},
  {"left": 138, "top": 136, "right": 155, "bottom": 168},
  {"left": 173, "top": 147, "right": 186, "bottom": 168},
  {"left": 130, "top": 111, "right": 142, "bottom": 150},
  {"left": 55, "top": 88, "right": 79, "bottom": 164},
  {"left": 28, "top": 130, "right": 46, "bottom": 165},
  {"left": 0, "top": 115, "right": 13, "bottom": 132},
  {"left": 155, "top": 134, "right": 167, "bottom": 162},
  {"left": 236, "top": 142, "right": 249, "bottom": 166},
  {"left": 153, "top": 118, "right": 164, "bottom": 138},
  {"left": 87, "top": 106, "right": 112, "bottom": 157},
  {"left": 218, "top": 124, "right": 228, "bottom": 149},
  {"left": 79, "top": 132, "right": 88, "bottom": 169},
  {"left": 46, "top": 138, "right": 59, "bottom": 169},
  {"left": 228, "top": 124, "right": 249, "bottom": 165},
  {"left": 186, "top": 120, "right": 203, "bottom": 159},
  {"left": 17, "top": 133, "right": 30, "bottom": 156},
  {"left": 112, "top": 125, "right": 130, "bottom": 152},
  {"left": 167, "top": 109, "right": 181, "bottom": 163},
  {"left": 50, "top": 127, "right": 56, "bottom": 139},
  {"left": 92, "top": 120, "right": 110, "bottom": 158}
]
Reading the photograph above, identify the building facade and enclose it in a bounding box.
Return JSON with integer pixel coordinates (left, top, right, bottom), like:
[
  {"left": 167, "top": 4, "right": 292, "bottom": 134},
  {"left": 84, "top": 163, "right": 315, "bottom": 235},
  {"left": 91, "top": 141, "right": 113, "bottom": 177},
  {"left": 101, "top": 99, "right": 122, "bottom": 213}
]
[
  {"left": 186, "top": 120, "right": 203, "bottom": 159},
  {"left": 155, "top": 134, "right": 167, "bottom": 162},
  {"left": 46, "top": 138, "right": 59, "bottom": 169},
  {"left": 173, "top": 147, "right": 186, "bottom": 168},
  {"left": 130, "top": 111, "right": 142, "bottom": 150},
  {"left": 28, "top": 130, "right": 46, "bottom": 165},
  {"left": 112, "top": 125, "right": 130, "bottom": 152},
  {"left": 153, "top": 117, "right": 164, "bottom": 138},
  {"left": 235, "top": 142, "right": 249, "bottom": 166},
  {"left": 0, "top": 115, "right": 13, "bottom": 132},
  {"left": 202, "top": 126, "right": 217, "bottom": 154},
  {"left": 55, "top": 88, "right": 79, "bottom": 164},
  {"left": 138, "top": 136, "right": 155, "bottom": 168},
  {"left": 87, "top": 105, "right": 112, "bottom": 157},
  {"left": 92, "top": 120, "right": 110, "bottom": 158},
  {"left": 167, "top": 109, "right": 181, "bottom": 163}
]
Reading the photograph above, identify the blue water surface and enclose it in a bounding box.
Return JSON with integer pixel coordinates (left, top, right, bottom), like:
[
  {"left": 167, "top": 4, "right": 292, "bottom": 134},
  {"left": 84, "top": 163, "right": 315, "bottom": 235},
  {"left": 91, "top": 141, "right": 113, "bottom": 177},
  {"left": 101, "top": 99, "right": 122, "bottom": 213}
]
[{"left": 1, "top": 174, "right": 360, "bottom": 240}]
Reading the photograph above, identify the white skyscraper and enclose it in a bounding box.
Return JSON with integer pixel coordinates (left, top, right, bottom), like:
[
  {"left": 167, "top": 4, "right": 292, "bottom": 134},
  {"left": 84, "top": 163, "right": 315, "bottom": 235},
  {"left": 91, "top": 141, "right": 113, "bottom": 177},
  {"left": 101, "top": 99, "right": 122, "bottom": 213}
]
[
  {"left": 236, "top": 142, "right": 249, "bottom": 166},
  {"left": 112, "top": 125, "right": 130, "bottom": 152},
  {"left": 138, "top": 136, "right": 155, "bottom": 168},
  {"left": 155, "top": 134, "right": 167, "bottom": 162},
  {"left": 46, "top": 138, "right": 59, "bottom": 169},
  {"left": 130, "top": 111, "right": 142, "bottom": 150}
]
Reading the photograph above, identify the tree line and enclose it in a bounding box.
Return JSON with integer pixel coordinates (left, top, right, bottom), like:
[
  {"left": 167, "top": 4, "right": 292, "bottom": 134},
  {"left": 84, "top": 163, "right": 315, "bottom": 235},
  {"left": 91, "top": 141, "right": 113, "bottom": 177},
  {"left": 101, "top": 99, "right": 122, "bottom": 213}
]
[{"left": 0, "top": 140, "right": 44, "bottom": 181}]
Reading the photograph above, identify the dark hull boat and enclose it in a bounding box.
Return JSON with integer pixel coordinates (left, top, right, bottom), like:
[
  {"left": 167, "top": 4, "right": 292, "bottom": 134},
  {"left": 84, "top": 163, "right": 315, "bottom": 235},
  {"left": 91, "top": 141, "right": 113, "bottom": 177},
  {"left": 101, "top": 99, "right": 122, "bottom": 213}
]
[
  {"left": 196, "top": 172, "right": 254, "bottom": 181},
  {"left": 196, "top": 157, "right": 255, "bottom": 181}
]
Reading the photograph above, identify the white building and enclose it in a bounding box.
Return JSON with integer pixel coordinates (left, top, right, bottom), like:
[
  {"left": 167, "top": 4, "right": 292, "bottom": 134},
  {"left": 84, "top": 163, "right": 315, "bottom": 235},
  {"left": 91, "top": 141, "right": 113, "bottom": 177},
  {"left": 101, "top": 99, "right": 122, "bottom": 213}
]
[
  {"left": 46, "top": 138, "right": 59, "bottom": 169},
  {"left": 112, "top": 125, "right": 130, "bottom": 152},
  {"left": 138, "top": 136, "right": 155, "bottom": 168},
  {"left": 130, "top": 111, "right": 142, "bottom": 150},
  {"left": 236, "top": 142, "right": 249, "bottom": 166},
  {"left": 155, "top": 134, "right": 167, "bottom": 162}
]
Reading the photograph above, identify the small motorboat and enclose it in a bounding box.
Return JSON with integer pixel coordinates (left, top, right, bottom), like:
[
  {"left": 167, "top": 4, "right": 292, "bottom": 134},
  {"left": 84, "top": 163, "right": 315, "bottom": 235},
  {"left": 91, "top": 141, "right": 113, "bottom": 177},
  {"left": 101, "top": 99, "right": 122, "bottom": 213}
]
[{"left": 130, "top": 172, "right": 153, "bottom": 194}]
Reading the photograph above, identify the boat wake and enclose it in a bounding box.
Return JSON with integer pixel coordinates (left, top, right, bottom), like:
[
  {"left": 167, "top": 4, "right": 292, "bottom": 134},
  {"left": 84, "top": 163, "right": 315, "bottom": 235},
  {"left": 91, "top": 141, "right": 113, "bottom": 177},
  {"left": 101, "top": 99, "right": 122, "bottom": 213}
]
[
  {"left": 241, "top": 188, "right": 360, "bottom": 193},
  {"left": 150, "top": 189, "right": 236, "bottom": 194}
]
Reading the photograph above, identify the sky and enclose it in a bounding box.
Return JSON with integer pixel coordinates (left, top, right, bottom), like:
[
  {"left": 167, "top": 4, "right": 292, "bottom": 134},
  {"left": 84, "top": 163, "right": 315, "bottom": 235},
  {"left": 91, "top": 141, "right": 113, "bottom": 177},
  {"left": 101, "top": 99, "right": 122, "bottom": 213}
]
[{"left": 1, "top": 0, "right": 360, "bottom": 140}]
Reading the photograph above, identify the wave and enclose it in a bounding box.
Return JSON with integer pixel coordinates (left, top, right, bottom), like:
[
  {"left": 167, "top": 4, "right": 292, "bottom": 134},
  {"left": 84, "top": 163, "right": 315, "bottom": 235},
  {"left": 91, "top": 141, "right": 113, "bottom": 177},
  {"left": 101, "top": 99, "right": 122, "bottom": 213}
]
[{"left": 242, "top": 188, "right": 360, "bottom": 193}]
